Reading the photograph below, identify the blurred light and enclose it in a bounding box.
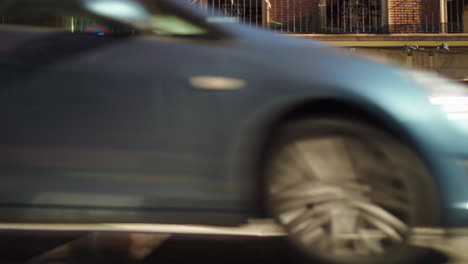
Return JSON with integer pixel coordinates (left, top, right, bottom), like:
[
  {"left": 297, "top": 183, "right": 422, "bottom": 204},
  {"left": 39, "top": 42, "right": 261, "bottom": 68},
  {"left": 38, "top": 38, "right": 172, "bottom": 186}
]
[
  {"left": 430, "top": 96, "right": 468, "bottom": 105},
  {"left": 71, "top": 16, "right": 75, "bottom": 33},
  {"left": 457, "top": 202, "right": 468, "bottom": 210},
  {"left": 151, "top": 16, "right": 207, "bottom": 35},
  {"left": 84, "top": 0, "right": 149, "bottom": 22},
  {"left": 448, "top": 113, "right": 468, "bottom": 120},
  {"left": 0, "top": 221, "right": 286, "bottom": 236},
  {"left": 454, "top": 202, "right": 468, "bottom": 210},
  {"left": 206, "top": 17, "right": 239, "bottom": 23},
  {"left": 441, "top": 104, "right": 468, "bottom": 113},
  {"left": 430, "top": 95, "right": 468, "bottom": 120},
  {"left": 190, "top": 76, "right": 246, "bottom": 90},
  {"left": 397, "top": 69, "right": 467, "bottom": 94},
  {"left": 400, "top": 69, "right": 468, "bottom": 121}
]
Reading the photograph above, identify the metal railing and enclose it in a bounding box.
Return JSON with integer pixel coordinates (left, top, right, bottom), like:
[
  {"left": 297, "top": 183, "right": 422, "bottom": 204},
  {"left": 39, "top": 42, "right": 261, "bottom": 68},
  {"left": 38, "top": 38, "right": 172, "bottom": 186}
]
[
  {"left": 0, "top": 0, "right": 466, "bottom": 34},
  {"left": 268, "top": 0, "right": 384, "bottom": 33},
  {"left": 447, "top": 0, "right": 466, "bottom": 33},
  {"left": 191, "top": 0, "right": 468, "bottom": 34},
  {"left": 188, "top": 0, "right": 265, "bottom": 27}
]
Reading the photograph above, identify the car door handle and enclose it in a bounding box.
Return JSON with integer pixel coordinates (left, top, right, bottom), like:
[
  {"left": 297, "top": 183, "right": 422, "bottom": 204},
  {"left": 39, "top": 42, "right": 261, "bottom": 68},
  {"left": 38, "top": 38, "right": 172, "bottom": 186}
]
[{"left": 189, "top": 76, "right": 246, "bottom": 90}]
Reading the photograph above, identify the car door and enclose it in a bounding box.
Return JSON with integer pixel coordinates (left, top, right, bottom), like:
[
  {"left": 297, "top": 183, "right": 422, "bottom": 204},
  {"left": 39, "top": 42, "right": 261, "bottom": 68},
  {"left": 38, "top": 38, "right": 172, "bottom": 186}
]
[
  {"left": 0, "top": 0, "right": 253, "bottom": 222},
  {"left": 0, "top": 1, "right": 167, "bottom": 213}
]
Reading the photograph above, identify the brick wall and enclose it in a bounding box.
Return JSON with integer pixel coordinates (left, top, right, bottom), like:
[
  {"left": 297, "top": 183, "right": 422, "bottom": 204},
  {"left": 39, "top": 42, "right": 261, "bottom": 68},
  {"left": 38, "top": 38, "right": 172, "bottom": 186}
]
[{"left": 389, "top": 0, "right": 439, "bottom": 32}]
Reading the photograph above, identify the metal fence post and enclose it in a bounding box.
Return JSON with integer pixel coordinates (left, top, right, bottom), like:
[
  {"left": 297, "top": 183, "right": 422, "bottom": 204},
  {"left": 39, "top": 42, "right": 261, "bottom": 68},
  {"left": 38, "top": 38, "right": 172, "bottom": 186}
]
[
  {"left": 319, "top": 0, "right": 327, "bottom": 32},
  {"left": 381, "top": 0, "right": 389, "bottom": 32},
  {"left": 440, "top": 0, "right": 448, "bottom": 33},
  {"left": 262, "top": 0, "right": 270, "bottom": 28},
  {"left": 465, "top": 1, "right": 468, "bottom": 33}
]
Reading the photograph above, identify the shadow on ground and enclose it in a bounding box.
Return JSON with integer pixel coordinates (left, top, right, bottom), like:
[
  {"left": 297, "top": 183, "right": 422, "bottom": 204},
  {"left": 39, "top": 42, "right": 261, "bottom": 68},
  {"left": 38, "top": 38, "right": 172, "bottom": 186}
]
[{"left": 0, "top": 232, "right": 449, "bottom": 264}]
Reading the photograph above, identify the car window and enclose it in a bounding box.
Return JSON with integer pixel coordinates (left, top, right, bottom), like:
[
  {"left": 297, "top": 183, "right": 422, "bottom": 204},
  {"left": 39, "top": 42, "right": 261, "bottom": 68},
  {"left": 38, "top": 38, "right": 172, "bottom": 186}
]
[
  {"left": 140, "top": 0, "right": 211, "bottom": 37},
  {"left": 0, "top": 1, "right": 135, "bottom": 37},
  {"left": 0, "top": 0, "right": 215, "bottom": 38}
]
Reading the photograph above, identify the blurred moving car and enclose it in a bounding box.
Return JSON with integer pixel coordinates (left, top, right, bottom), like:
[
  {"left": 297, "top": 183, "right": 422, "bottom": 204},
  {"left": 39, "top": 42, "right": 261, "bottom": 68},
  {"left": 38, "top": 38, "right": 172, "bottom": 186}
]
[{"left": 0, "top": 0, "right": 468, "bottom": 263}]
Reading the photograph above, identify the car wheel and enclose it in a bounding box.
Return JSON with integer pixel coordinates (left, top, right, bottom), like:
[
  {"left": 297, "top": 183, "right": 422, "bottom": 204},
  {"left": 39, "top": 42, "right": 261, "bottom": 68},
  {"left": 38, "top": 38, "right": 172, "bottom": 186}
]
[{"left": 264, "top": 118, "right": 439, "bottom": 264}]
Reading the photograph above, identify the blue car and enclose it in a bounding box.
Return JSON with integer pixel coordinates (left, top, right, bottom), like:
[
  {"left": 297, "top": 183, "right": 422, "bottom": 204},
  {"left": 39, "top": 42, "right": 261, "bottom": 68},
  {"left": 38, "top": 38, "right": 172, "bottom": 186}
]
[{"left": 0, "top": 0, "right": 467, "bottom": 263}]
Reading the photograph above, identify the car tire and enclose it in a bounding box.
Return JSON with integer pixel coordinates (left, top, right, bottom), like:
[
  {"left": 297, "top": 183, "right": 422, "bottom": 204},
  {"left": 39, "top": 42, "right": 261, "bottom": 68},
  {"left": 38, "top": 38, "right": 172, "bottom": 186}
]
[{"left": 263, "top": 117, "right": 440, "bottom": 264}]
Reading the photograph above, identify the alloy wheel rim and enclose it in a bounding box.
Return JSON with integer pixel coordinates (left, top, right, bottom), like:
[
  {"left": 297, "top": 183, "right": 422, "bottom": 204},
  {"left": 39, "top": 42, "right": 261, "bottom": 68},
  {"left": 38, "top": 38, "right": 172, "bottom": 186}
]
[{"left": 268, "top": 136, "right": 412, "bottom": 258}]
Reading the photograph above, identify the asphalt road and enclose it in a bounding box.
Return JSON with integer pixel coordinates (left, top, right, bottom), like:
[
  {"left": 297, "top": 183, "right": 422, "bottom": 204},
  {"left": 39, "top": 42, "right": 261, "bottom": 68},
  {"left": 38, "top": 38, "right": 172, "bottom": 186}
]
[{"left": 0, "top": 232, "right": 449, "bottom": 264}]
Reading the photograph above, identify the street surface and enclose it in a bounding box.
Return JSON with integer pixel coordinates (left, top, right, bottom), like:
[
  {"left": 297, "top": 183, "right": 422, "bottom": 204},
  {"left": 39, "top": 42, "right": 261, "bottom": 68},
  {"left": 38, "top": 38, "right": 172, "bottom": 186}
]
[{"left": 0, "top": 232, "right": 449, "bottom": 264}]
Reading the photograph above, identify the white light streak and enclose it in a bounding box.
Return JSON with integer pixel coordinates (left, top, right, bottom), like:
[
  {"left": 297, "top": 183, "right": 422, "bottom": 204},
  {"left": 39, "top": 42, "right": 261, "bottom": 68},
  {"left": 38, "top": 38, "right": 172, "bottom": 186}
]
[
  {"left": 429, "top": 96, "right": 468, "bottom": 105},
  {"left": 448, "top": 113, "right": 468, "bottom": 120},
  {"left": 441, "top": 104, "right": 468, "bottom": 113}
]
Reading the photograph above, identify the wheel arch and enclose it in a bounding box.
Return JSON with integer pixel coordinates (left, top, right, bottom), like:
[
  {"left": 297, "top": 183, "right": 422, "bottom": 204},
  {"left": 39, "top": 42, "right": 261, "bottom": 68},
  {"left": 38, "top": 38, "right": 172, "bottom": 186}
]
[
  {"left": 252, "top": 97, "right": 437, "bottom": 217},
  {"left": 261, "top": 98, "right": 409, "bottom": 143}
]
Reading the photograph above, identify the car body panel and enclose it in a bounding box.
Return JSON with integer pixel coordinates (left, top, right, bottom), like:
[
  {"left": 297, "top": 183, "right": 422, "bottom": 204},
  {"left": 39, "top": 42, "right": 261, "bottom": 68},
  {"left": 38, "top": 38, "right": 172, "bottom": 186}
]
[{"left": 0, "top": 0, "right": 468, "bottom": 227}]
